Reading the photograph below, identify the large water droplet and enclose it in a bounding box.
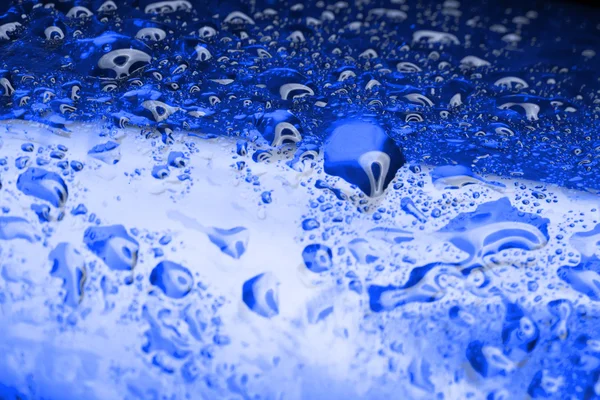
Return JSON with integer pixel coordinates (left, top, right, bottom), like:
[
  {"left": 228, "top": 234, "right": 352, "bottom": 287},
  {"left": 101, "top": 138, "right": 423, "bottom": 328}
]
[
  {"left": 150, "top": 261, "right": 193, "bottom": 299},
  {"left": 83, "top": 225, "right": 139, "bottom": 271},
  {"left": 302, "top": 244, "right": 333, "bottom": 273},
  {"left": 242, "top": 272, "right": 279, "bottom": 318},
  {"left": 49, "top": 243, "right": 86, "bottom": 308},
  {"left": 17, "top": 167, "right": 68, "bottom": 207},
  {"left": 323, "top": 117, "right": 405, "bottom": 197},
  {"left": 206, "top": 226, "right": 249, "bottom": 259}
]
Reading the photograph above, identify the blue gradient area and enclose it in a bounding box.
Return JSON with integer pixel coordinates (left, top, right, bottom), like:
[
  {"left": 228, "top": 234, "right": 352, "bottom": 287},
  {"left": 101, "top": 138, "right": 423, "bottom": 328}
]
[
  {"left": 0, "top": 0, "right": 597, "bottom": 189},
  {"left": 0, "top": 0, "right": 600, "bottom": 399}
]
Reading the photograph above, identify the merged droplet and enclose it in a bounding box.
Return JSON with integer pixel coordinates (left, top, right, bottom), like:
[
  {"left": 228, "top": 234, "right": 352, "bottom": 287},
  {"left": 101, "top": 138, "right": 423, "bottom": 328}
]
[{"left": 438, "top": 197, "right": 550, "bottom": 265}]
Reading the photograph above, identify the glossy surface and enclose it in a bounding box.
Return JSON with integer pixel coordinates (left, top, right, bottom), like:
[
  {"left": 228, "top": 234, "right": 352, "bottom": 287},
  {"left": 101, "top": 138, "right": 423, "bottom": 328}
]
[{"left": 0, "top": 0, "right": 599, "bottom": 399}]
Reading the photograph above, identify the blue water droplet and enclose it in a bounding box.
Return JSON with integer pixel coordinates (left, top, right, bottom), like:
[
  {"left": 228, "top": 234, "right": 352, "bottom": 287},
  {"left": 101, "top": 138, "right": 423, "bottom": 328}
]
[
  {"left": 430, "top": 165, "right": 505, "bottom": 190},
  {"left": 167, "top": 151, "right": 187, "bottom": 168},
  {"left": 17, "top": 167, "right": 68, "bottom": 207},
  {"left": 152, "top": 165, "right": 170, "bottom": 180},
  {"left": 466, "top": 341, "right": 515, "bottom": 378},
  {"left": 438, "top": 197, "right": 550, "bottom": 267},
  {"left": 253, "top": 109, "right": 303, "bottom": 147},
  {"left": 83, "top": 225, "right": 139, "bottom": 271},
  {"left": 302, "top": 243, "right": 332, "bottom": 273},
  {"left": 400, "top": 197, "right": 427, "bottom": 223},
  {"left": 150, "top": 260, "right": 193, "bottom": 299},
  {"left": 21, "top": 143, "right": 34, "bottom": 152},
  {"left": 15, "top": 156, "right": 30, "bottom": 169},
  {"left": 49, "top": 150, "right": 65, "bottom": 160},
  {"left": 323, "top": 117, "right": 405, "bottom": 197},
  {"left": 302, "top": 218, "right": 320, "bottom": 231},
  {"left": 206, "top": 226, "right": 249, "bottom": 259},
  {"left": 260, "top": 191, "right": 272, "bottom": 204},
  {"left": 49, "top": 243, "right": 86, "bottom": 308},
  {"left": 71, "top": 204, "right": 88, "bottom": 216},
  {"left": 0, "top": 216, "right": 36, "bottom": 242},
  {"left": 242, "top": 272, "right": 279, "bottom": 318},
  {"left": 70, "top": 160, "right": 84, "bottom": 171},
  {"left": 88, "top": 141, "right": 120, "bottom": 164},
  {"left": 348, "top": 238, "right": 379, "bottom": 264},
  {"left": 159, "top": 235, "right": 172, "bottom": 245},
  {"left": 31, "top": 203, "right": 51, "bottom": 222}
]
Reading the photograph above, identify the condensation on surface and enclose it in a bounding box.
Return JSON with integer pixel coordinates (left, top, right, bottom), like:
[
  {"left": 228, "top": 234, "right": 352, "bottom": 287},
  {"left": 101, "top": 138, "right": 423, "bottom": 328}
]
[{"left": 0, "top": 0, "right": 600, "bottom": 399}]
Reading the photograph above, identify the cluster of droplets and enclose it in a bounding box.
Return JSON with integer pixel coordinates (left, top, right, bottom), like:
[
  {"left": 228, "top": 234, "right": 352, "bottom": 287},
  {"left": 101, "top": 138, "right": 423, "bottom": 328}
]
[
  {"left": 292, "top": 155, "right": 600, "bottom": 398},
  {"left": 0, "top": 0, "right": 597, "bottom": 188},
  {"left": 0, "top": 0, "right": 600, "bottom": 398}
]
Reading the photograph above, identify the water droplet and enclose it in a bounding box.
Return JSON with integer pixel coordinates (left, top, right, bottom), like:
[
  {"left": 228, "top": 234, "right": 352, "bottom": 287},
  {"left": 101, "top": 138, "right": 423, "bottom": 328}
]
[
  {"left": 83, "top": 225, "right": 139, "bottom": 271},
  {"left": 302, "top": 244, "right": 332, "bottom": 273},
  {"left": 323, "top": 118, "right": 405, "bottom": 197},
  {"left": 17, "top": 167, "right": 68, "bottom": 207},
  {"left": 49, "top": 243, "right": 86, "bottom": 307},
  {"left": 150, "top": 261, "right": 193, "bottom": 299},
  {"left": 242, "top": 272, "right": 279, "bottom": 318}
]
